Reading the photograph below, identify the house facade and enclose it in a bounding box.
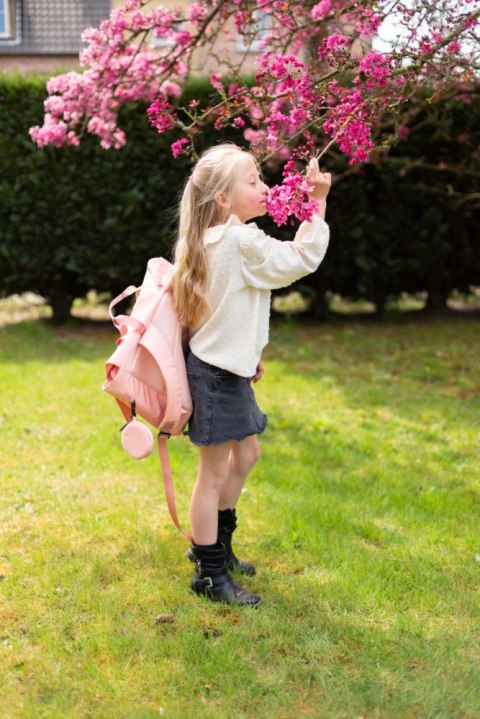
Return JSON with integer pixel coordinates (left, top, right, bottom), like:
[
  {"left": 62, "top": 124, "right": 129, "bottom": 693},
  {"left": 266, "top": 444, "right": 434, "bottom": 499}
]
[
  {"left": 0, "top": 0, "right": 111, "bottom": 73},
  {"left": 0, "top": 0, "right": 262, "bottom": 75}
]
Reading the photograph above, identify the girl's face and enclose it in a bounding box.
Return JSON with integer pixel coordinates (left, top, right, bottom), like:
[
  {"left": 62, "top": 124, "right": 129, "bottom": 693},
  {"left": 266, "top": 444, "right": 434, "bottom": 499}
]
[{"left": 226, "top": 154, "right": 269, "bottom": 223}]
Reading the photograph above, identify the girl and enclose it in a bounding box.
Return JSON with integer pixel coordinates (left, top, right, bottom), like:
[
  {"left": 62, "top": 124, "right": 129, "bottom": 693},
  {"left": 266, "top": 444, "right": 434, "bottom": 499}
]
[{"left": 172, "top": 143, "right": 331, "bottom": 606}]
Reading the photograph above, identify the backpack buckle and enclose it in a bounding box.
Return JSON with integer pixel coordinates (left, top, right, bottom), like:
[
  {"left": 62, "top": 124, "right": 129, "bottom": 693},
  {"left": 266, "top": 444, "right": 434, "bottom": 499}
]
[{"left": 198, "top": 576, "right": 213, "bottom": 589}]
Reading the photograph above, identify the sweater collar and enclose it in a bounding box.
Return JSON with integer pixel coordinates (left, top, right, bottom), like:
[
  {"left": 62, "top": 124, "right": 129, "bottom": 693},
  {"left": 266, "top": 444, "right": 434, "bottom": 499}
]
[{"left": 204, "top": 214, "right": 244, "bottom": 245}]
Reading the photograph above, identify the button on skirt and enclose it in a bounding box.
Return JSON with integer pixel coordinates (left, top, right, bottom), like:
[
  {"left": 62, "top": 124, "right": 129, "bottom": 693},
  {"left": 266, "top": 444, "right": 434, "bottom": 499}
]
[{"left": 185, "top": 352, "right": 267, "bottom": 446}]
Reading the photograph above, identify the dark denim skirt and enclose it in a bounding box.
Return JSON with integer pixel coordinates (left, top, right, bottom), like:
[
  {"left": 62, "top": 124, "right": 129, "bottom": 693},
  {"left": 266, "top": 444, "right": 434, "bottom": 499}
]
[{"left": 185, "top": 352, "right": 267, "bottom": 446}]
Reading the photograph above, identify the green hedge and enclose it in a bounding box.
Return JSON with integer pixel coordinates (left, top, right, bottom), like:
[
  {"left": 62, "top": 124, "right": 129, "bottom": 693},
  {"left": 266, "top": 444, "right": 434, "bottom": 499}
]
[
  {"left": 1, "top": 74, "right": 479, "bottom": 320},
  {"left": 0, "top": 75, "right": 228, "bottom": 320},
  {"left": 314, "top": 96, "right": 480, "bottom": 313}
]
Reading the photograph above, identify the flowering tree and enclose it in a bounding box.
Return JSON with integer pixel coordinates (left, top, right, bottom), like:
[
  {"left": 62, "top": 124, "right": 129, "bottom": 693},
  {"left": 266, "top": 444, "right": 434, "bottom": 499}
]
[{"left": 30, "top": 0, "right": 479, "bottom": 225}]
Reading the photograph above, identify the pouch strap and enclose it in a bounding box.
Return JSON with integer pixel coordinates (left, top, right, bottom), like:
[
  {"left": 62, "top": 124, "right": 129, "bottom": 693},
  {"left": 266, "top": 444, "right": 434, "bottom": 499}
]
[
  {"left": 117, "top": 398, "right": 133, "bottom": 423},
  {"left": 157, "top": 435, "right": 194, "bottom": 542},
  {"left": 116, "top": 403, "right": 193, "bottom": 542}
]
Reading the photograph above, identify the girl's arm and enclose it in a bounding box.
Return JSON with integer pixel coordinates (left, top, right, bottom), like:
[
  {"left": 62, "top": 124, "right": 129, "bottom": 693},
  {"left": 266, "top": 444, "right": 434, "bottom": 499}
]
[
  {"left": 239, "top": 216, "right": 330, "bottom": 290},
  {"left": 239, "top": 158, "right": 332, "bottom": 291},
  {"left": 251, "top": 359, "right": 265, "bottom": 383},
  {"left": 306, "top": 158, "right": 331, "bottom": 221}
]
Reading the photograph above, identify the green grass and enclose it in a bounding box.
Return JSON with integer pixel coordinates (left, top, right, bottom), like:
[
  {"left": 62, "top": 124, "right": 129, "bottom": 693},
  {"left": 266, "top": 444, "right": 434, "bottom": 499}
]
[{"left": 1, "top": 312, "right": 479, "bottom": 719}]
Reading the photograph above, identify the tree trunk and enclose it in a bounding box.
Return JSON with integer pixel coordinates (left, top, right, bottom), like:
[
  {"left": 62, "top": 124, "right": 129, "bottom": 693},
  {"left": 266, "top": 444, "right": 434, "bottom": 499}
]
[
  {"left": 374, "top": 295, "right": 386, "bottom": 317},
  {"left": 49, "top": 282, "right": 74, "bottom": 324},
  {"left": 425, "top": 286, "right": 448, "bottom": 313},
  {"left": 303, "top": 288, "right": 329, "bottom": 319}
]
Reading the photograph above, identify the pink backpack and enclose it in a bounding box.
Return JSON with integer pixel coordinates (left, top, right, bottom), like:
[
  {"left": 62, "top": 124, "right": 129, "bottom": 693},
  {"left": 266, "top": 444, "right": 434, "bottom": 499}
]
[{"left": 102, "top": 257, "right": 193, "bottom": 541}]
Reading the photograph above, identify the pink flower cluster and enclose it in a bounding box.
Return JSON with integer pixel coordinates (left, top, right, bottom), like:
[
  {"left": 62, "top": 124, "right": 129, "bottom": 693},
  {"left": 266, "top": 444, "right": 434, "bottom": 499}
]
[
  {"left": 265, "top": 165, "right": 320, "bottom": 226},
  {"left": 209, "top": 72, "right": 224, "bottom": 93},
  {"left": 186, "top": 2, "right": 209, "bottom": 27},
  {"left": 147, "top": 95, "right": 177, "bottom": 133},
  {"left": 29, "top": 0, "right": 480, "bottom": 223},
  {"left": 317, "top": 33, "right": 350, "bottom": 62},
  {"left": 248, "top": 52, "right": 317, "bottom": 160},
  {"left": 354, "top": 8, "right": 382, "bottom": 40},
  {"left": 30, "top": 1, "right": 188, "bottom": 149},
  {"left": 311, "top": 0, "right": 331, "bottom": 21},
  {"left": 357, "top": 52, "right": 394, "bottom": 89},
  {"left": 170, "top": 137, "right": 189, "bottom": 157},
  {"left": 323, "top": 85, "right": 375, "bottom": 164}
]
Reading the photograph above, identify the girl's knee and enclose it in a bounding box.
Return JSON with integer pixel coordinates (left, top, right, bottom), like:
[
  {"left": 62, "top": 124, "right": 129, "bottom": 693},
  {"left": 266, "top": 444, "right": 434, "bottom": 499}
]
[
  {"left": 233, "top": 438, "right": 261, "bottom": 473},
  {"left": 249, "top": 441, "right": 261, "bottom": 467},
  {"left": 197, "top": 441, "right": 233, "bottom": 491},
  {"left": 197, "top": 458, "right": 231, "bottom": 494},
  {"left": 196, "top": 467, "right": 229, "bottom": 494}
]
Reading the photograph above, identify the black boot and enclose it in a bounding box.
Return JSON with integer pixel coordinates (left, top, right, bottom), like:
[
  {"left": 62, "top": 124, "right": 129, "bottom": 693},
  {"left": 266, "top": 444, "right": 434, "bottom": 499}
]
[
  {"left": 190, "top": 542, "right": 261, "bottom": 606},
  {"left": 185, "top": 508, "right": 256, "bottom": 576},
  {"left": 218, "top": 508, "right": 256, "bottom": 576}
]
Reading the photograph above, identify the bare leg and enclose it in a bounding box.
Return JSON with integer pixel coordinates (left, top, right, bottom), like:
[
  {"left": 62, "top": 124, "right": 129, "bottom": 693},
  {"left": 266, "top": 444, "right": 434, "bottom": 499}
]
[
  {"left": 189, "top": 440, "right": 234, "bottom": 545},
  {"left": 218, "top": 435, "right": 261, "bottom": 511}
]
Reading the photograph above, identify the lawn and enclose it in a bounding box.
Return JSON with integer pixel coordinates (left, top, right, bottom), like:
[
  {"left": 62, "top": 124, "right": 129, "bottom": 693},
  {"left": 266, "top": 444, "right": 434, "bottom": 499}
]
[{"left": 1, "top": 310, "right": 479, "bottom": 719}]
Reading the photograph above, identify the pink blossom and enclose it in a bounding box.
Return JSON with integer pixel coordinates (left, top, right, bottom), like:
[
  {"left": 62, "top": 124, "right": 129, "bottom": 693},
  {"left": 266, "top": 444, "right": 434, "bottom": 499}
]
[
  {"left": 187, "top": 2, "right": 209, "bottom": 25},
  {"left": 317, "top": 33, "right": 350, "bottom": 61},
  {"left": 170, "top": 138, "right": 189, "bottom": 157},
  {"left": 462, "top": 15, "right": 477, "bottom": 31},
  {"left": 265, "top": 168, "right": 320, "bottom": 226},
  {"left": 234, "top": 10, "right": 249, "bottom": 35},
  {"left": 256, "top": 53, "right": 304, "bottom": 80},
  {"left": 214, "top": 112, "right": 226, "bottom": 131},
  {"left": 29, "top": 114, "right": 69, "bottom": 148},
  {"left": 147, "top": 95, "right": 177, "bottom": 134},
  {"left": 323, "top": 86, "right": 376, "bottom": 164},
  {"left": 175, "top": 61, "right": 189, "bottom": 79},
  {"left": 446, "top": 41, "right": 461, "bottom": 54},
  {"left": 244, "top": 128, "right": 267, "bottom": 146},
  {"left": 29, "top": 0, "right": 479, "bottom": 228},
  {"left": 311, "top": 0, "right": 331, "bottom": 21},
  {"left": 129, "top": 11, "right": 149, "bottom": 31},
  {"left": 420, "top": 42, "right": 433, "bottom": 56},
  {"left": 160, "top": 80, "right": 182, "bottom": 98},
  {"left": 123, "top": 0, "right": 142, "bottom": 10},
  {"left": 173, "top": 29, "right": 193, "bottom": 47},
  {"left": 210, "top": 72, "right": 223, "bottom": 92},
  {"left": 358, "top": 52, "right": 394, "bottom": 88},
  {"left": 356, "top": 11, "right": 382, "bottom": 39}
]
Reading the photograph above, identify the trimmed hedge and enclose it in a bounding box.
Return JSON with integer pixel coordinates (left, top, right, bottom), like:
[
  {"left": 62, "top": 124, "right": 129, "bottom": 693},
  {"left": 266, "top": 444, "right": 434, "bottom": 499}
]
[
  {"left": 314, "top": 96, "right": 480, "bottom": 313},
  {"left": 0, "top": 74, "right": 479, "bottom": 320},
  {"left": 0, "top": 75, "right": 229, "bottom": 320}
]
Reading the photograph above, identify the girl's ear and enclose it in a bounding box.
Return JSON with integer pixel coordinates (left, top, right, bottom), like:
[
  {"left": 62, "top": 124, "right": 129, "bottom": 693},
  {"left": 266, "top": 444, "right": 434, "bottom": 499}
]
[{"left": 214, "top": 191, "right": 230, "bottom": 209}]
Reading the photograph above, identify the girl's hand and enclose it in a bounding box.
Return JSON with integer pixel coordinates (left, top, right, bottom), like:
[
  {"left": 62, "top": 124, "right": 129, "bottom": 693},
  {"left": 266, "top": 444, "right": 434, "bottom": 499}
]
[
  {"left": 252, "top": 360, "right": 265, "bottom": 383},
  {"left": 306, "top": 158, "right": 331, "bottom": 201}
]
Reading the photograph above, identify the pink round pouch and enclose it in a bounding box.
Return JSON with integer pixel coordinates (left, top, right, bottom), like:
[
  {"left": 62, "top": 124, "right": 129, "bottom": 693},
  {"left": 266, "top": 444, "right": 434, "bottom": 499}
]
[{"left": 121, "top": 419, "right": 154, "bottom": 460}]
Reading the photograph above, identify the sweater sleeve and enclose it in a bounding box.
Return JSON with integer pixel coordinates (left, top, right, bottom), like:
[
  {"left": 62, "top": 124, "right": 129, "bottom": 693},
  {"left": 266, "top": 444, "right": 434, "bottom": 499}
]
[{"left": 238, "top": 214, "right": 330, "bottom": 290}]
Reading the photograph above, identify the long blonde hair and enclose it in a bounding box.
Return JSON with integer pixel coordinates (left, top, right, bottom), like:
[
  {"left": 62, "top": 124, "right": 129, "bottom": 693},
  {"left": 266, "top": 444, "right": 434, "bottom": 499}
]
[{"left": 172, "top": 143, "right": 250, "bottom": 329}]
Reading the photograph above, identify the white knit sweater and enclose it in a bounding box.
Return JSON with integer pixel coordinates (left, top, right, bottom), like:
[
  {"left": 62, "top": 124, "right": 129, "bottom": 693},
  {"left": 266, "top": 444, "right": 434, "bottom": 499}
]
[{"left": 189, "top": 213, "right": 330, "bottom": 376}]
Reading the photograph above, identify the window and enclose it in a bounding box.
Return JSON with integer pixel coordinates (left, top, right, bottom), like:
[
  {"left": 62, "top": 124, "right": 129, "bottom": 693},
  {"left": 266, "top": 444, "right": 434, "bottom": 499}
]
[
  {"left": 0, "top": 0, "right": 13, "bottom": 39},
  {"left": 149, "top": 31, "right": 175, "bottom": 49},
  {"left": 236, "top": 9, "right": 271, "bottom": 53}
]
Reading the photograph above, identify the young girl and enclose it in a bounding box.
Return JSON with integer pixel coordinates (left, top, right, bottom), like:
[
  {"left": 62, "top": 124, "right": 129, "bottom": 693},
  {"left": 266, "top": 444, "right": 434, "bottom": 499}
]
[{"left": 172, "top": 143, "right": 331, "bottom": 606}]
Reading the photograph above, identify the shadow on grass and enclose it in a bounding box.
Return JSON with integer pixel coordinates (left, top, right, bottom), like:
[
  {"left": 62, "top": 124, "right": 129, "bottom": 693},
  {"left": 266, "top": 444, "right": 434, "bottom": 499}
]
[
  {"left": 0, "top": 317, "right": 116, "bottom": 364},
  {"left": 1, "top": 305, "right": 479, "bottom": 365}
]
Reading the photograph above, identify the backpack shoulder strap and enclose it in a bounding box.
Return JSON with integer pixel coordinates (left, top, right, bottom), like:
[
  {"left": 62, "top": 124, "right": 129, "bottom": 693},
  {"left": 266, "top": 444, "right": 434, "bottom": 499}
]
[
  {"left": 157, "top": 436, "right": 194, "bottom": 543},
  {"left": 109, "top": 285, "right": 144, "bottom": 334}
]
